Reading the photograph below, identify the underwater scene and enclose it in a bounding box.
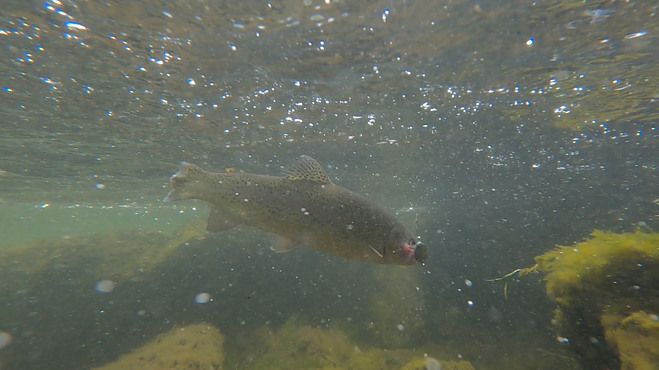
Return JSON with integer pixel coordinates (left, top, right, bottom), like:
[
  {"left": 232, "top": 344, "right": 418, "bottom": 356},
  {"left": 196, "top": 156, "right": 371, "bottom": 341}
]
[{"left": 0, "top": 0, "right": 657, "bottom": 369}]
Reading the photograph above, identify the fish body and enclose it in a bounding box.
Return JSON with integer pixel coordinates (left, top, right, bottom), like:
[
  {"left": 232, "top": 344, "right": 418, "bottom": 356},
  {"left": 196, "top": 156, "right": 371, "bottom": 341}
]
[{"left": 164, "top": 156, "right": 427, "bottom": 265}]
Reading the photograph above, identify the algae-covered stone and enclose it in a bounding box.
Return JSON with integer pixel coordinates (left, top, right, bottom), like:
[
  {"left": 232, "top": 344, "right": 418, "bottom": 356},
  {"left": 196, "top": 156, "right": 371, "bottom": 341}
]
[
  {"left": 402, "top": 356, "right": 475, "bottom": 370},
  {"left": 241, "top": 320, "right": 474, "bottom": 370},
  {"left": 536, "top": 230, "right": 659, "bottom": 306},
  {"left": 602, "top": 311, "right": 659, "bottom": 370},
  {"left": 533, "top": 229, "right": 659, "bottom": 369},
  {"left": 95, "top": 323, "right": 224, "bottom": 370}
]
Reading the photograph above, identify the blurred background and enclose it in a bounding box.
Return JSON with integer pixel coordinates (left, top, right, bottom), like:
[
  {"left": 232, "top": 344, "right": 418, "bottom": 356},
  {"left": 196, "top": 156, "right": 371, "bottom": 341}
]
[{"left": 0, "top": 0, "right": 656, "bottom": 369}]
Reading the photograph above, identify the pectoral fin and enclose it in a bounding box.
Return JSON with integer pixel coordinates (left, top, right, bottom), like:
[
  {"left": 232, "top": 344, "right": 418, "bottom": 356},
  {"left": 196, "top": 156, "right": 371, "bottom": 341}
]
[
  {"left": 207, "top": 206, "right": 239, "bottom": 232},
  {"left": 163, "top": 189, "right": 181, "bottom": 202}
]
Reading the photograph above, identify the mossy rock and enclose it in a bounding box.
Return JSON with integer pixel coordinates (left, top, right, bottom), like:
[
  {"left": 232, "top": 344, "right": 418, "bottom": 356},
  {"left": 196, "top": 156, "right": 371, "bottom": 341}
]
[
  {"left": 244, "top": 320, "right": 474, "bottom": 370},
  {"left": 602, "top": 311, "right": 659, "bottom": 370},
  {"left": 534, "top": 229, "right": 659, "bottom": 369},
  {"left": 536, "top": 229, "right": 658, "bottom": 306},
  {"left": 402, "top": 356, "right": 475, "bottom": 370},
  {"left": 94, "top": 323, "right": 224, "bottom": 370}
]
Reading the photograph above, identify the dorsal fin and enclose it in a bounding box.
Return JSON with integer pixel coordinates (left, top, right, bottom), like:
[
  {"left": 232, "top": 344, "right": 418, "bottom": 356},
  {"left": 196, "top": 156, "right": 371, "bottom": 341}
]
[{"left": 283, "top": 155, "right": 331, "bottom": 184}]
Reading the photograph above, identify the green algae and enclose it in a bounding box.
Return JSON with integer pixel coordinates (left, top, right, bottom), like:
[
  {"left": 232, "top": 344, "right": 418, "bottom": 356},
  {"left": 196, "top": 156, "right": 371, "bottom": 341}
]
[
  {"left": 402, "top": 356, "right": 476, "bottom": 370},
  {"left": 601, "top": 311, "right": 659, "bottom": 370},
  {"left": 534, "top": 230, "right": 659, "bottom": 369},
  {"left": 249, "top": 320, "right": 411, "bottom": 369},
  {"left": 95, "top": 323, "right": 224, "bottom": 370},
  {"left": 239, "top": 319, "right": 474, "bottom": 370},
  {"left": 535, "top": 229, "right": 659, "bottom": 306}
]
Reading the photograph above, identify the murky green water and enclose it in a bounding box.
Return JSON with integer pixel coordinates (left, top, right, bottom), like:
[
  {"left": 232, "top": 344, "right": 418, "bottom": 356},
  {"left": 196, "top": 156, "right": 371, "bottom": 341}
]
[{"left": 0, "top": 0, "right": 656, "bottom": 369}]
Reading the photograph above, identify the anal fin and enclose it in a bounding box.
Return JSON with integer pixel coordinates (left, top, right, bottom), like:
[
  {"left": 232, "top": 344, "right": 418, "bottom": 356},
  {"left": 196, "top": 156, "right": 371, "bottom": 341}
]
[{"left": 207, "top": 206, "right": 239, "bottom": 232}]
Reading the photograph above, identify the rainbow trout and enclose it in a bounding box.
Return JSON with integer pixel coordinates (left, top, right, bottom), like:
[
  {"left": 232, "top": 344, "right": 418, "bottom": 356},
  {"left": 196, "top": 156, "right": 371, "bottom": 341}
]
[{"left": 164, "top": 155, "right": 427, "bottom": 265}]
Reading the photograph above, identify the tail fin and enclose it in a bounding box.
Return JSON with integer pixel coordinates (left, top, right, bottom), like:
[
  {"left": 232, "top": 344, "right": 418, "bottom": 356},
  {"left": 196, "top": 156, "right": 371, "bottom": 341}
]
[{"left": 163, "top": 162, "right": 210, "bottom": 202}]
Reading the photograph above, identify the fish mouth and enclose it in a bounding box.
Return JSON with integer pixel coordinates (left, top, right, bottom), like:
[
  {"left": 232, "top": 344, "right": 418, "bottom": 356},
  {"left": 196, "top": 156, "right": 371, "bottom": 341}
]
[
  {"left": 413, "top": 242, "right": 428, "bottom": 264},
  {"left": 401, "top": 241, "right": 428, "bottom": 264}
]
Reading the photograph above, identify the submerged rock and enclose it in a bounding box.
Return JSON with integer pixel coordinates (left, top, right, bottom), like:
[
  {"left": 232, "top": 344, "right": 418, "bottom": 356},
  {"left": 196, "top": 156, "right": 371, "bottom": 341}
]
[
  {"left": 94, "top": 323, "right": 224, "bottom": 370},
  {"left": 602, "top": 311, "right": 659, "bottom": 369},
  {"left": 402, "top": 356, "right": 476, "bottom": 370},
  {"left": 534, "top": 230, "right": 659, "bottom": 369},
  {"left": 233, "top": 319, "right": 474, "bottom": 370}
]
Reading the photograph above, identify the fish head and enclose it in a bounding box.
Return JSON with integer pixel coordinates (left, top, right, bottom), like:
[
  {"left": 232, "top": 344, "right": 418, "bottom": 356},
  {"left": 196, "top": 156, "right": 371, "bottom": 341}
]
[
  {"left": 396, "top": 238, "right": 428, "bottom": 265},
  {"left": 382, "top": 225, "right": 428, "bottom": 265}
]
